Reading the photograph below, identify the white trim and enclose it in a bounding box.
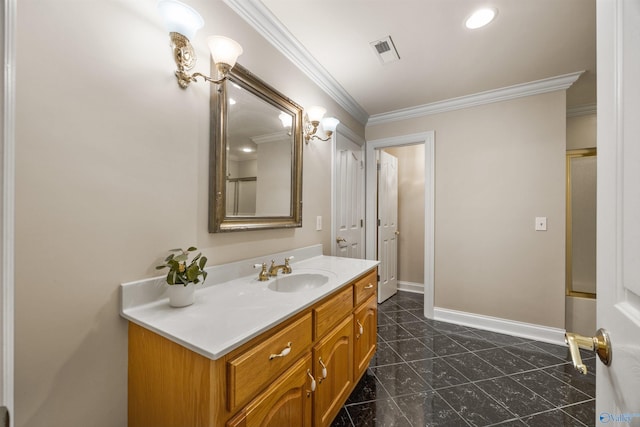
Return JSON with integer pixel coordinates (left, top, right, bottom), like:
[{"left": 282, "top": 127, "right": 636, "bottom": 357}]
[
  {"left": 365, "top": 131, "right": 435, "bottom": 318},
  {"left": 2, "top": 0, "right": 15, "bottom": 422},
  {"left": 397, "top": 281, "right": 424, "bottom": 294},
  {"left": 223, "top": 0, "right": 369, "bottom": 125},
  {"left": 434, "top": 308, "right": 566, "bottom": 346},
  {"left": 368, "top": 71, "right": 584, "bottom": 126},
  {"left": 335, "top": 123, "right": 365, "bottom": 147},
  {"left": 566, "top": 103, "right": 597, "bottom": 118}
]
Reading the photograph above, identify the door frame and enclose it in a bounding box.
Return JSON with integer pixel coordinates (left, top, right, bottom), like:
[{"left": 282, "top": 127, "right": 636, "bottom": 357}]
[
  {"left": 331, "top": 124, "right": 366, "bottom": 257},
  {"left": 365, "top": 131, "right": 435, "bottom": 318},
  {"left": 2, "top": 0, "right": 17, "bottom": 422}
]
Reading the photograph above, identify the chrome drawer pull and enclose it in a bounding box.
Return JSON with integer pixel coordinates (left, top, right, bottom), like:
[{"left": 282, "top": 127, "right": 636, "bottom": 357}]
[
  {"left": 364, "top": 284, "right": 374, "bottom": 289},
  {"left": 269, "top": 342, "right": 292, "bottom": 360},
  {"left": 306, "top": 369, "right": 316, "bottom": 392},
  {"left": 318, "top": 357, "right": 328, "bottom": 380}
]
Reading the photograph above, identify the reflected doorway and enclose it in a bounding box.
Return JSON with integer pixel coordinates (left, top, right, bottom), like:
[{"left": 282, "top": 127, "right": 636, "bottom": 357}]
[{"left": 566, "top": 148, "right": 597, "bottom": 298}]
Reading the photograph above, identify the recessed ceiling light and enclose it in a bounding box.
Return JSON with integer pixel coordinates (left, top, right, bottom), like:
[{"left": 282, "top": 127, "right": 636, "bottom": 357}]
[
  {"left": 242, "top": 147, "right": 254, "bottom": 153},
  {"left": 465, "top": 8, "right": 497, "bottom": 29}
]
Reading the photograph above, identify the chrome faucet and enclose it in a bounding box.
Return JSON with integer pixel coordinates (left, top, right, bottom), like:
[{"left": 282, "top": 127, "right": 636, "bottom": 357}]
[{"left": 269, "top": 256, "right": 294, "bottom": 277}]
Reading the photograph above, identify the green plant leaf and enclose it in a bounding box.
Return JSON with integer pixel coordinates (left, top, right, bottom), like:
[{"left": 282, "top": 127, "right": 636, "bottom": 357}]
[
  {"left": 174, "top": 254, "right": 188, "bottom": 262},
  {"left": 199, "top": 257, "right": 207, "bottom": 269},
  {"left": 187, "top": 246, "right": 197, "bottom": 252}
]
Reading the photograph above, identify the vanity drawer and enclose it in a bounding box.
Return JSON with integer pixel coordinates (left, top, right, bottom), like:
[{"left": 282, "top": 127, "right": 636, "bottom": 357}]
[
  {"left": 354, "top": 270, "right": 377, "bottom": 306},
  {"left": 314, "top": 286, "right": 353, "bottom": 338},
  {"left": 227, "top": 312, "right": 313, "bottom": 411}
]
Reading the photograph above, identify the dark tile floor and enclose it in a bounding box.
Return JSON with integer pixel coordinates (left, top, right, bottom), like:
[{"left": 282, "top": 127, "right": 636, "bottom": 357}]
[{"left": 332, "top": 291, "right": 596, "bottom": 427}]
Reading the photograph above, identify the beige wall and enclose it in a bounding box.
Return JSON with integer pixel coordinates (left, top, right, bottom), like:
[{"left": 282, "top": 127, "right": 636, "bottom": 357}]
[
  {"left": 384, "top": 145, "right": 425, "bottom": 285},
  {"left": 14, "top": 1, "right": 363, "bottom": 426},
  {"left": 567, "top": 113, "right": 597, "bottom": 150},
  {"left": 367, "top": 91, "right": 567, "bottom": 328}
]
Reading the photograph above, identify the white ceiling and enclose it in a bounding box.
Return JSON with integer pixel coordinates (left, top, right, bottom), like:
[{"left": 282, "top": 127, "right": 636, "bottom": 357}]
[{"left": 228, "top": 0, "right": 596, "bottom": 123}]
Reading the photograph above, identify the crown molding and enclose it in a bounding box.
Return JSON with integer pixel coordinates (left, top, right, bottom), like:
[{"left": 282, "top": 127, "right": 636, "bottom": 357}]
[
  {"left": 224, "top": 0, "right": 369, "bottom": 125},
  {"left": 567, "top": 103, "right": 597, "bottom": 117},
  {"left": 368, "top": 71, "right": 584, "bottom": 126}
]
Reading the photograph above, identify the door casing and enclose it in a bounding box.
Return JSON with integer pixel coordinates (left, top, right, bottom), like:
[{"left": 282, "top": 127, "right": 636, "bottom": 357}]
[{"left": 365, "top": 131, "right": 435, "bottom": 317}]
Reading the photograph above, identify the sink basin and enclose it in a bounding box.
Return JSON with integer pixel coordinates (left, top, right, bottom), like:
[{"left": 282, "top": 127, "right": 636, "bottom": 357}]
[{"left": 268, "top": 272, "right": 334, "bottom": 293}]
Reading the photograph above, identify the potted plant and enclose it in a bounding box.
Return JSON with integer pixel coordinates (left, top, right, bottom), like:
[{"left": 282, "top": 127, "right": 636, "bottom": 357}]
[{"left": 156, "top": 246, "right": 208, "bottom": 307}]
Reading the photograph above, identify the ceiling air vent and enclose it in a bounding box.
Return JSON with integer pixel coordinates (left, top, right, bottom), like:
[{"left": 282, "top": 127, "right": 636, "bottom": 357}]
[{"left": 370, "top": 36, "right": 400, "bottom": 64}]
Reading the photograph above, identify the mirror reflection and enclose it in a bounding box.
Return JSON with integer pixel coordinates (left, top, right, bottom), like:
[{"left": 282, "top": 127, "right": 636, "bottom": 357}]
[
  {"left": 209, "top": 64, "right": 303, "bottom": 233},
  {"left": 226, "top": 81, "right": 294, "bottom": 216}
]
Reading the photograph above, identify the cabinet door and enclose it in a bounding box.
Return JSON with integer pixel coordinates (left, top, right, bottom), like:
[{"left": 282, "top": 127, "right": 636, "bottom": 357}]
[
  {"left": 227, "top": 354, "right": 314, "bottom": 427},
  {"left": 313, "top": 316, "right": 353, "bottom": 427},
  {"left": 353, "top": 294, "right": 377, "bottom": 380}
]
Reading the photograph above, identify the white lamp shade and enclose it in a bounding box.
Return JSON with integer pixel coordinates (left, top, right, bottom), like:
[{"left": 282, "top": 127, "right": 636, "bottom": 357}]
[
  {"left": 321, "top": 117, "right": 340, "bottom": 132},
  {"left": 279, "top": 112, "right": 292, "bottom": 128},
  {"left": 207, "top": 36, "right": 243, "bottom": 68},
  {"left": 157, "top": 0, "right": 204, "bottom": 41},
  {"left": 306, "top": 106, "right": 326, "bottom": 123}
]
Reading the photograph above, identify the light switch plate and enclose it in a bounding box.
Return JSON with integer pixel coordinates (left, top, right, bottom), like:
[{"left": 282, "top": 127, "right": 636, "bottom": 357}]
[
  {"left": 316, "top": 216, "right": 322, "bottom": 231},
  {"left": 535, "top": 217, "right": 547, "bottom": 231}
]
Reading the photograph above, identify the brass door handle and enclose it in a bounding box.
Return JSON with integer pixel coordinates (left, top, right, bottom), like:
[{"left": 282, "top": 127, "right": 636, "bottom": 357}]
[
  {"left": 565, "top": 328, "right": 612, "bottom": 374},
  {"left": 336, "top": 237, "right": 347, "bottom": 243},
  {"left": 395, "top": 230, "right": 400, "bottom": 236}
]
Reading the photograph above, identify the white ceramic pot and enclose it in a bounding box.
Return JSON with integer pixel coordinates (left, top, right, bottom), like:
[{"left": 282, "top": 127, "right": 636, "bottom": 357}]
[{"left": 168, "top": 284, "right": 195, "bottom": 307}]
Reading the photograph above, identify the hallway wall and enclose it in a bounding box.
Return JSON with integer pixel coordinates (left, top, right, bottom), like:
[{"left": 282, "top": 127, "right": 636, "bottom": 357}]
[
  {"left": 367, "top": 91, "right": 566, "bottom": 329},
  {"left": 14, "top": 1, "right": 363, "bottom": 426}
]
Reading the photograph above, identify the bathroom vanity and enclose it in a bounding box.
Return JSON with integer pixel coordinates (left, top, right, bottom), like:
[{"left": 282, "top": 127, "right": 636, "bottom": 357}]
[{"left": 121, "top": 246, "right": 378, "bottom": 427}]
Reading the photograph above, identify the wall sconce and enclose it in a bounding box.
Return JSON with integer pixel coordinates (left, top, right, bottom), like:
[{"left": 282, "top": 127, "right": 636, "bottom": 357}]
[
  {"left": 304, "top": 106, "right": 340, "bottom": 144},
  {"left": 157, "top": 0, "right": 243, "bottom": 89}
]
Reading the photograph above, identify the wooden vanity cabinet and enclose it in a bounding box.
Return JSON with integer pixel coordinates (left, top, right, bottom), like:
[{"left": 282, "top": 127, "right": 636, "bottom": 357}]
[
  {"left": 353, "top": 294, "right": 377, "bottom": 380},
  {"left": 313, "top": 315, "right": 354, "bottom": 427},
  {"left": 226, "top": 354, "right": 314, "bottom": 427},
  {"left": 128, "top": 268, "right": 378, "bottom": 427}
]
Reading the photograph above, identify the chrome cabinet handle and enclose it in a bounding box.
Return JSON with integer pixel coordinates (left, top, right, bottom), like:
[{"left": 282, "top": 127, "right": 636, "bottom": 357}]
[
  {"left": 565, "top": 329, "right": 612, "bottom": 374},
  {"left": 318, "top": 357, "right": 327, "bottom": 381},
  {"left": 269, "top": 342, "right": 292, "bottom": 360}
]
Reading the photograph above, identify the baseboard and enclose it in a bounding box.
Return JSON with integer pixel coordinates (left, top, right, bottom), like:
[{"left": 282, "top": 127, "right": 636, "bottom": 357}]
[
  {"left": 433, "top": 307, "right": 566, "bottom": 346},
  {"left": 397, "top": 281, "right": 424, "bottom": 294}
]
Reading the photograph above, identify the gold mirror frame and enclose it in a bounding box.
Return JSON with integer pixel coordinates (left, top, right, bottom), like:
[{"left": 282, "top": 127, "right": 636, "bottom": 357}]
[{"left": 209, "top": 63, "right": 303, "bottom": 232}]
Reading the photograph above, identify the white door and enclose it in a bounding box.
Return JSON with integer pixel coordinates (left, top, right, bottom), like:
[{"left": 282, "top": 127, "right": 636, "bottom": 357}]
[
  {"left": 377, "top": 150, "right": 398, "bottom": 303},
  {"left": 595, "top": 0, "right": 640, "bottom": 419},
  {"left": 334, "top": 133, "right": 364, "bottom": 258}
]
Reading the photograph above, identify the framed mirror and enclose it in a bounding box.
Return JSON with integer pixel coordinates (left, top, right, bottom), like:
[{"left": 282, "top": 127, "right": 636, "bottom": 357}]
[{"left": 209, "top": 63, "right": 304, "bottom": 232}]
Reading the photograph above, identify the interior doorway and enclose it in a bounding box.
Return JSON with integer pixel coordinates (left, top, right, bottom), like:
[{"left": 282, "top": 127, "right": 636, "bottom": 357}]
[{"left": 365, "top": 132, "right": 435, "bottom": 317}]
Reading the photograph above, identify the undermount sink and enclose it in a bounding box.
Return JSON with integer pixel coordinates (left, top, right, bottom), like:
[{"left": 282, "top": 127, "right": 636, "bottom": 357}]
[{"left": 268, "top": 271, "right": 335, "bottom": 293}]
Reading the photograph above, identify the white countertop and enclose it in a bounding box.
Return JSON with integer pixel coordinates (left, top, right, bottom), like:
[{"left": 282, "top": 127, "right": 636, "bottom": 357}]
[{"left": 121, "top": 248, "right": 378, "bottom": 360}]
